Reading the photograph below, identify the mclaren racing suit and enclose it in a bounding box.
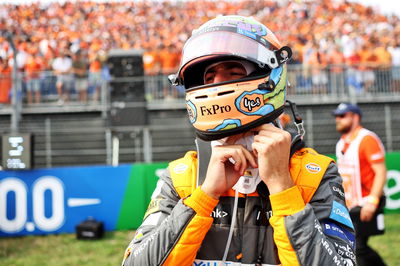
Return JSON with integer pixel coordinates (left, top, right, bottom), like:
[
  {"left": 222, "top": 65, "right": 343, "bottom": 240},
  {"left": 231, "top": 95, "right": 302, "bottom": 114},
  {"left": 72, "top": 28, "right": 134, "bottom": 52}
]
[{"left": 123, "top": 138, "right": 356, "bottom": 266}]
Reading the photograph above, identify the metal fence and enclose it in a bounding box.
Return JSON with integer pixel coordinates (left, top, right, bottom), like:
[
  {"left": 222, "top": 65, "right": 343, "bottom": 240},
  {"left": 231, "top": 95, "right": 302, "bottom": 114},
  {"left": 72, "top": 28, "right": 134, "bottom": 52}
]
[
  {"left": 1, "top": 64, "right": 400, "bottom": 108},
  {"left": 143, "top": 64, "right": 400, "bottom": 104},
  {"left": 0, "top": 64, "right": 399, "bottom": 168},
  {"left": 23, "top": 101, "right": 397, "bottom": 168}
]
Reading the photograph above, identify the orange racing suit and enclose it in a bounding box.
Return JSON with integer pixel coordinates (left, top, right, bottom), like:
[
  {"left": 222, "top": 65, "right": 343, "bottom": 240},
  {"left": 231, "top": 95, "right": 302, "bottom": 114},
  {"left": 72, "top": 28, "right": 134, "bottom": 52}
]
[{"left": 123, "top": 138, "right": 356, "bottom": 266}]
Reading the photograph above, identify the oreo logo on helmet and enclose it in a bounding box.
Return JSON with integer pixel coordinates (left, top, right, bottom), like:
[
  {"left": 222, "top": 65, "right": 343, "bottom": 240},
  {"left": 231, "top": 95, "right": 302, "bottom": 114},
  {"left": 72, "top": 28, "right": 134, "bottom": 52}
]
[
  {"left": 236, "top": 90, "right": 274, "bottom": 116},
  {"left": 243, "top": 95, "right": 262, "bottom": 112}
]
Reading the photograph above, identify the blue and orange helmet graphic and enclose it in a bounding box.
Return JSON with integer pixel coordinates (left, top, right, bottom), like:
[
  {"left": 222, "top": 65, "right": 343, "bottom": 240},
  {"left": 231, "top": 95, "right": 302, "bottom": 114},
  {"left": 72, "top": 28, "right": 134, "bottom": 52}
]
[{"left": 174, "top": 15, "right": 292, "bottom": 140}]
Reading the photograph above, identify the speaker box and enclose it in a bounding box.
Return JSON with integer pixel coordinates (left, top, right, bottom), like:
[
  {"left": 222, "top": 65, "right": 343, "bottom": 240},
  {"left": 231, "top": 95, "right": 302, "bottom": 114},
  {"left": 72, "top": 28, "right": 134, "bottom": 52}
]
[
  {"left": 107, "top": 49, "right": 145, "bottom": 102},
  {"left": 108, "top": 49, "right": 144, "bottom": 77},
  {"left": 75, "top": 218, "right": 104, "bottom": 240},
  {"left": 109, "top": 81, "right": 145, "bottom": 102},
  {"left": 110, "top": 103, "right": 148, "bottom": 126}
]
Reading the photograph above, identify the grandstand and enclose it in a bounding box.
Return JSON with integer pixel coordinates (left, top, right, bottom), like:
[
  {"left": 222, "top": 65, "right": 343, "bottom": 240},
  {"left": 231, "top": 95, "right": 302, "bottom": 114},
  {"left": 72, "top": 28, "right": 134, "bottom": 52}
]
[{"left": 0, "top": 0, "right": 400, "bottom": 168}]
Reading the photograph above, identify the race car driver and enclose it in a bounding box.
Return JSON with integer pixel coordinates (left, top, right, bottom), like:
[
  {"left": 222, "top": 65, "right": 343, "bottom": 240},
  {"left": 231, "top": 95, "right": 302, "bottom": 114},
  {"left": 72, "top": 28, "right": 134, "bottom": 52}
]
[{"left": 123, "top": 15, "right": 356, "bottom": 266}]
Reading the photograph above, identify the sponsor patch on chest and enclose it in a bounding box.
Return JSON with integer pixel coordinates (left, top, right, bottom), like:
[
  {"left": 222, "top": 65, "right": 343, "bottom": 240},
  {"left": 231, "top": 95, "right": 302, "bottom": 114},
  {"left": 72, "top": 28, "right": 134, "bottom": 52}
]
[
  {"left": 323, "top": 221, "right": 355, "bottom": 249},
  {"left": 329, "top": 201, "right": 354, "bottom": 229},
  {"left": 329, "top": 182, "right": 346, "bottom": 201},
  {"left": 305, "top": 162, "right": 321, "bottom": 173}
]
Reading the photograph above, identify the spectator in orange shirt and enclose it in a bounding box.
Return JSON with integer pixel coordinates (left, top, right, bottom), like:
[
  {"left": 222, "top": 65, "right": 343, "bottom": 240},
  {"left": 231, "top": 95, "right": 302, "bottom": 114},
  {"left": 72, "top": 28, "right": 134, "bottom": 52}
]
[
  {"left": 159, "top": 44, "right": 180, "bottom": 99},
  {"left": 88, "top": 55, "right": 103, "bottom": 102},
  {"left": 143, "top": 48, "right": 161, "bottom": 76},
  {"left": 303, "top": 42, "right": 328, "bottom": 94},
  {"left": 72, "top": 50, "right": 89, "bottom": 103},
  {"left": 25, "top": 49, "right": 43, "bottom": 104},
  {"left": 326, "top": 44, "right": 346, "bottom": 95},
  {"left": 143, "top": 47, "right": 162, "bottom": 100},
  {"left": 346, "top": 51, "right": 364, "bottom": 94},
  {"left": 3, "top": 0, "right": 400, "bottom": 101},
  {"left": 357, "top": 42, "right": 378, "bottom": 93},
  {"left": 159, "top": 44, "right": 180, "bottom": 75},
  {"left": 333, "top": 103, "right": 387, "bottom": 266},
  {"left": 373, "top": 42, "right": 392, "bottom": 92},
  {"left": 0, "top": 57, "right": 11, "bottom": 104}
]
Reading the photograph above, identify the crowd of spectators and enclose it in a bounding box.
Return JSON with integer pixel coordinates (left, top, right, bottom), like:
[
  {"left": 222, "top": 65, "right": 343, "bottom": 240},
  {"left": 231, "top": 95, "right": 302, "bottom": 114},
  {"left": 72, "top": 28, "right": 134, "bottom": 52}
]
[{"left": 0, "top": 0, "right": 400, "bottom": 104}]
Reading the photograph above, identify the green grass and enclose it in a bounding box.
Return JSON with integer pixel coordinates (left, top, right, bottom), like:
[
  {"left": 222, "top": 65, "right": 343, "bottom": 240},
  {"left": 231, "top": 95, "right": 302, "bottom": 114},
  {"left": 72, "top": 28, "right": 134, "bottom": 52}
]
[
  {"left": 0, "top": 230, "right": 135, "bottom": 266},
  {"left": 370, "top": 213, "right": 400, "bottom": 265},
  {"left": 1, "top": 214, "right": 400, "bottom": 265}
]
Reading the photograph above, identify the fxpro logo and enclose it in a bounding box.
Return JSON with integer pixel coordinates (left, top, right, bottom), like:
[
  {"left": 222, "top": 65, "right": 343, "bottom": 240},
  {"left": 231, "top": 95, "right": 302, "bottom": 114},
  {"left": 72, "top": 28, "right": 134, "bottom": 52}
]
[{"left": 200, "top": 105, "right": 231, "bottom": 116}]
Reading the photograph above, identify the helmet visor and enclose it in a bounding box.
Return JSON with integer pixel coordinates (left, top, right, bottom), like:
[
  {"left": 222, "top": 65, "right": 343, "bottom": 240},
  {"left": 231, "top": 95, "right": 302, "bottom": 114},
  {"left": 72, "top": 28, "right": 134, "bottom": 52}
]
[{"left": 180, "top": 31, "right": 279, "bottom": 78}]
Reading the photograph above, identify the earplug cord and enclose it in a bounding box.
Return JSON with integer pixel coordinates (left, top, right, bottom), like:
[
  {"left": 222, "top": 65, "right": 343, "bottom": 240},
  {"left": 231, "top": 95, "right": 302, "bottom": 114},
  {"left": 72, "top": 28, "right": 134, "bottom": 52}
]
[{"left": 222, "top": 189, "right": 239, "bottom": 262}]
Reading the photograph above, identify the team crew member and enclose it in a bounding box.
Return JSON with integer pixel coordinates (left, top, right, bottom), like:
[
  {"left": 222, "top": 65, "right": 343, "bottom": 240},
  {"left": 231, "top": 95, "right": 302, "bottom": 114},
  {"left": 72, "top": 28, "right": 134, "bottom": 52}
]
[
  {"left": 333, "top": 103, "right": 387, "bottom": 266},
  {"left": 123, "top": 16, "right": 356, "bottom": 266}
]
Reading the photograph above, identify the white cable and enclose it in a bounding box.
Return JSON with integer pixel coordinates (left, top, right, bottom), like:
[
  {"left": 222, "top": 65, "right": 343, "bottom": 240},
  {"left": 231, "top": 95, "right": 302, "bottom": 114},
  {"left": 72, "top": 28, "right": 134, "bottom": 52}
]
[{"left": 222, "top": 189, "right": 239, "bottom": 262}]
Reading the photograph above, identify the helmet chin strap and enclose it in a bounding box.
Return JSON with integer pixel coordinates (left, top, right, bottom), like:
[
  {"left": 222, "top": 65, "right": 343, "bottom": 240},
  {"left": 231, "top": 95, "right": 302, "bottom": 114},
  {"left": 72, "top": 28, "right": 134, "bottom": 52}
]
[
  {"left": 286, "top": 100, "right": 305, "bottom": 138},
  {"left": 272, "top": 119, "right": 281, "bottom": 129}
]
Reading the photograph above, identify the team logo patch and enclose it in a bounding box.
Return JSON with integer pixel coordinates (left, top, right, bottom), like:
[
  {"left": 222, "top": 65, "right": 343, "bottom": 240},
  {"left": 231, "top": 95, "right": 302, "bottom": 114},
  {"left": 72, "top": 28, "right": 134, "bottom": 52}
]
[
  {"left": 143, "top": 198, "right": 161, "bottom": 219},
  {"left": 212, "top": 204, "right": 232, "bottom": 225},
  {"left": 329, "top": 182, "right": 346, "bottom": 201},
  {"left": 133, "top": 229, "right": 144, "bottom": 241},
  {"left": 323, "top": 221, "right": 355, "bottom": 249},
  {"left": 173, "top": 163, "right": 188, "bottom": 174},
  {"left": 329, "top": 201, "right": 354, "bottom": 229},
  {"left": 305, "top": 163, "right": 321, "bottom": 173}
]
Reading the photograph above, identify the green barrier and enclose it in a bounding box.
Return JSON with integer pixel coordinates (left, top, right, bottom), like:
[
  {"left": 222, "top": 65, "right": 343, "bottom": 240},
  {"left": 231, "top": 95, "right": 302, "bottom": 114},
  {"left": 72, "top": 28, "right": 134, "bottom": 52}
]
[
  {"left": 117, "top": 152, "right": 400, "bottom": 230},
  {"left": 117, "top": 162, "right": 168, "bottom": 230},
  {"left": 385, "top": 152, "right": 400, "bottom": 214}
]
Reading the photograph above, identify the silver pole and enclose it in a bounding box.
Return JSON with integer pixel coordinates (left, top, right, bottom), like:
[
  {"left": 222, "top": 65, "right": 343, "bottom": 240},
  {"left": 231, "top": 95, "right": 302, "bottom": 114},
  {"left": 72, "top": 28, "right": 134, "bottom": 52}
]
[
  {"left": 45, "top": 118, "right": 52, "bottom": 168},
  {"left": 134, "top": 130, "right": 141, "bottom": 162},
  {"left": 7, "top": 33, "right": 20, "bottom": 134},
  {"left": 143, "top": 127, "right": 152, "bottom": 163},
  {"left": 101, "top": 81, "right": 108, "bottom": 119},
  {"left": 384, "top": 104, "right": 393, "bottom": 152},
  {"left": 105, "top": 128, "right": 112, "bottom": 165},
  {"left": 112, "top": 135, "right": 119, "bottom": 166},
  {"left": 348, "top": 84, "right": 357, "bottom": 105},
  {"left": 306, "top": 108, "right": 314, "bottom": 148}
]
